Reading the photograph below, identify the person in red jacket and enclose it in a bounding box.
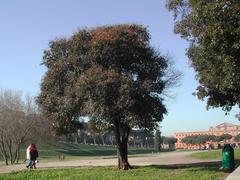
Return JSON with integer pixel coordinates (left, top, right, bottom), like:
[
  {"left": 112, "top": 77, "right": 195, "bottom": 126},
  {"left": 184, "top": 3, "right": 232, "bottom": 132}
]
[{"left": 30, "top": 144, "right": 39, "bottom": 169}]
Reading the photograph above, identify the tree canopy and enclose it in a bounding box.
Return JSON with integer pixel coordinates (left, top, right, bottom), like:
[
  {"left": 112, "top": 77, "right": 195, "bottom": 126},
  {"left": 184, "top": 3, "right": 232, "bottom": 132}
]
[
  {"left": 166, "top": 0, "right": 240, "bottom": 113},
  {"left": 181, "top": 135, "right": 216, "bottom": 145},
  {"left": 163, "top": 136, "right": 177, "bottom": 145},
  {"left": 215, "top": 133, "right": 232, "bottom": 142},
  {"left": 37, "top": 24, "right": 180, "bottom": 169},
  {"left": 234, "top": 134, "right": 240, "bottom": 142}
]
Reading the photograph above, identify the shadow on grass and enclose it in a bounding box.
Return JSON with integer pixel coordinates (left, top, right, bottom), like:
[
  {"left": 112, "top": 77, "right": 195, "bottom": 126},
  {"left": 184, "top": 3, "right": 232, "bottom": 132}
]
[
  {"left": 55, "top": 147, "right": 154, "bottom": 157},
  {"left": 56, "top": 149, "right": 117, "bottom": 156},
  {"left": 133, "top": 160, "right": 240, "bottom": 172}
]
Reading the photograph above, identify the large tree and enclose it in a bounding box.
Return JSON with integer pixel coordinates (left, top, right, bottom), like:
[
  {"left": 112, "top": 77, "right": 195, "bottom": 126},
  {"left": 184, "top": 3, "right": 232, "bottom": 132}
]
[
  {"left": 166, "top": 0, "right": 240, "bottom": 113},
  {"left": 37, "top": 24, "right": 180, "bottom": 170}
]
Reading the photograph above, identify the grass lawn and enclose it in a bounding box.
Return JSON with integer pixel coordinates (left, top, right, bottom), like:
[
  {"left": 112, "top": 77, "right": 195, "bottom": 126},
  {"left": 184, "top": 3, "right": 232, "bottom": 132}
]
[
  {"left": 1, "top": 142, "right": 155, "bottom": 164},
  {"left": 0, "top": 166, "right": 229, "bottom": 180},
  {"left": 190, "top": 148, "right": 240, "bottom": 160},
  {"left": 37, "top": 142, "right": 155, "bottom": 162}
]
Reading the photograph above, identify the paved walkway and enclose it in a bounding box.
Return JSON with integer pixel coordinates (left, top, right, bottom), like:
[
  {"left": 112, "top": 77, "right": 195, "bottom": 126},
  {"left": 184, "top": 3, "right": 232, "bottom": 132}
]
[
  {"left": 225, "top": 166, "right": 240, "bottom": 180},
  {"left": 0, "top": 151, "right": 220, "bottom": 174}
]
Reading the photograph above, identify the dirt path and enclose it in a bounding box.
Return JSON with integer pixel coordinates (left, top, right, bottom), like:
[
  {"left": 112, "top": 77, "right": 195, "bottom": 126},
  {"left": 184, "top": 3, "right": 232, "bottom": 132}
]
[{"left": 0, "top": 151, "right": 219, "bottom": 174}]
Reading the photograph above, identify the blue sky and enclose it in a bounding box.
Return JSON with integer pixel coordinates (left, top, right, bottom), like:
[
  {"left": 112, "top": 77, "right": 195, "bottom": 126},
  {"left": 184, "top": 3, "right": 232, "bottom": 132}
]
[{"left": 0, "top": 0, "right": 239, "bottom": 136}]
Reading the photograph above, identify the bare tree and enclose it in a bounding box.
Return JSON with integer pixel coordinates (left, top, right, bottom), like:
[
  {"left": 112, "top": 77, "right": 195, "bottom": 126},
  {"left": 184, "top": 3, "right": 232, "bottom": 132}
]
[{"left": 0, "top": 89, "right": 50, "bottom": 165}]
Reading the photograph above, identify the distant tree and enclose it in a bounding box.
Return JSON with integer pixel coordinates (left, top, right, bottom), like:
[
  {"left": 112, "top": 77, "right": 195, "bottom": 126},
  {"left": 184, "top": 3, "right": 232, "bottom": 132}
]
[
  {"left": 154, "top": 129, "right": 161, "bottom": 152},
  {"left": 215, "top": 134, "right": 232, "bottom": 142},
  {"left": 182, "top": 135, "right": 214, "bottom": 148},
  {"left": 128, "top": 129, "right": 154, "bottom": 148},
  {"left": 78, "top": 122, "right": 89, "bottom": 144},
  {"left": 88, "top": 118, "right": 98, "bottom": 145},
  {"left": 166, "top": 0, "right": 240, "bottom": 114},
  {"left": 88, "top": 116, "right": 111, "bottom": 145},
  {"left": 0, "top": 89, "right": 44, "bottom": 165},
  {"left": 181, "top": 136, "right": 190, "bottom": 144},
  {"left": 234, "top": 134, "right": 240, "bottom": 142},
  {"left": 163, "top": 137, "right": 177, "bottom": 149},
  {"left": 37, "top": 24, "right": 180, "bottom": 170}
]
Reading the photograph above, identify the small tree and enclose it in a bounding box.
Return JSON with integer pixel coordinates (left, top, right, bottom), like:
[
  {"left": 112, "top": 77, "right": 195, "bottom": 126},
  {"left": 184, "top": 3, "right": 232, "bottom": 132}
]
[
  {"left": 163, "top": 137, "right": 177, "bottom": 149},
  {"left": 154, "top": 129, "right": 161, "bottom": 152}
]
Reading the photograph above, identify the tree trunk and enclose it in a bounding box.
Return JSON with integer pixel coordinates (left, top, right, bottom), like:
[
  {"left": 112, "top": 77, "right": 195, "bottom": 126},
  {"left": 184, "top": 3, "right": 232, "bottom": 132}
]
[
  {"left": 101, "top": 134, "right": 105, "bottom": 145},
  {"left": 114, "top": 123, "right": 132, "bottom": 170},
  {"left": 74, "top": 133, "right": 78, "bottom": 144},
  {"left": 0, "top": 144, "right": 9, "bottom": 165},
  {"left": 16, "top": 148, "right": 20, "bottom": 164},
  {"left": 0, "top": 134, "right": 9, "bottom": 165},
  {"left": 13, "top": 144, "right": 20, "bottom": 164},
  {"left": 110, "top": 135, "right": 114, "bottom": 146},
  {"left": 6, "top": 138, "right": 13, "bottom": 164},
  {"left": 117, "top": 140, "right": 131, "bottom": 170},
  {"left": 91, "top": 135, "right": 96, "bottom": 145},
  {"left": 9, "top": 145, "right": 13, "bottom": 164},
  {"left": 133, "top": 137, "right": 136, "bottom": 148},
  {"left": 83, "top": 135, "right": 87, "bottom": 144},
  {"left": 3, "top": 154, "right": 8, "bottom": 165}
]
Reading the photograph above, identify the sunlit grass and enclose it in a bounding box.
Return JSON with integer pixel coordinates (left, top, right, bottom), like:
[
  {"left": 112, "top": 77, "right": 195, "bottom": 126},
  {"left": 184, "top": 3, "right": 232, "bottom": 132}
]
[
  {"left": 0, "top": 166, "right": 229, "bottom": 180},
  {"left": 0, "top": 142, "right": 155, "bottom": 164},
  {"left": 190, "top": 149, "right": 240, "bottom": 160}
]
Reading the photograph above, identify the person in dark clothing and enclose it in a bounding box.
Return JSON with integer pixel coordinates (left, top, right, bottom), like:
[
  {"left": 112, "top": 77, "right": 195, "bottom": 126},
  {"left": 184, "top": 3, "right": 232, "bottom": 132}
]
[{"left": 29, "top": 144, "right": 38, "bottom": 169}]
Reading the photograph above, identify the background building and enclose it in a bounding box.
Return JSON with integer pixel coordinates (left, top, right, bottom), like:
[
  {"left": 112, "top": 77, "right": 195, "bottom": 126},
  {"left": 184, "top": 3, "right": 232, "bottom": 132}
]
[{"left": 175, "top": 122, "right": 240, "bottom": 149}]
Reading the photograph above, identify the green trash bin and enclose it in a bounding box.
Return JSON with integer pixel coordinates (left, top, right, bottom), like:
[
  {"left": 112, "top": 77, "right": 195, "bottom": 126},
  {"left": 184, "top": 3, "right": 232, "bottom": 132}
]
[{"left": 221, "top": 144, "right": 235, "bottom": 172}]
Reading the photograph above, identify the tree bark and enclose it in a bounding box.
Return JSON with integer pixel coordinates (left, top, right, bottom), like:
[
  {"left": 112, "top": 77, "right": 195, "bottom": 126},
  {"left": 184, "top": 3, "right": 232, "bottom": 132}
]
[
  {"left": 13, "top": 144, "right": 21, "bottom": 164},
  {"left": 0, "top": 133, "right": 9, "bottom": 165},
  {"left": 74, "top": 133, "right": 78, "bottom": 144},
  {"left": 101, "top": 134, "right": 105, "bottom": 145},
  {"left": 93, "top": 135, "right": 96, "bottom": 145},
  {"left": 114, "top": 123, "right": 132, "bottom": 170},
  {"left": 0, "top": 143, "right": 9, "bottom": 165},
  {"left": 6, "top": 138, "right": 13, "bottom": 164},
  {"left": 133, "top": 137, "right": 136, "bottom": 148},
  {"left": 110, "top": 135, "right": 114, "bottom": 146}
]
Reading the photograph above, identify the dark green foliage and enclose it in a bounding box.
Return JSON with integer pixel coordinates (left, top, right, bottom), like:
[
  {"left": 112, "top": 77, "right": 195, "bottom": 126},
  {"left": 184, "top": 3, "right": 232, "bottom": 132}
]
[
  {"left": 37, "top": 24, "right": 179, "bottom": 169},
  {"left": 215, "top": 134, "right": 232, "bottom": 142},
  {"left": 163, "top": 137, "right": 177, "bottom": 145},
  {"left": 167, "top": 0, "right": 240, "bottom": 113},
  {"left": 38, "top": 24, "right": 171, "bottom": 134},
  {"left": 182, "top": 135, "right": 216, "bottom": 145},
  {"left": 234, "top": 134, "right": 240, "bottom": 142},
  {"left": 182, "top": 134, "right": 232, "bottom": 145},
  {"left": 154, "top": 129, "right": 161, "bottom": 152}
]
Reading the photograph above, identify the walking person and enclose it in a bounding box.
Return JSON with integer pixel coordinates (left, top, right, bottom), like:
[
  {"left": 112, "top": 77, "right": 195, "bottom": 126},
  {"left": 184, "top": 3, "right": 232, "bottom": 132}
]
[
  {"left": 25, "top": 144, "right": 33, "bottom": 168},
  {"left": 30, "top": 144, "right": 39, "bottom": 169}
]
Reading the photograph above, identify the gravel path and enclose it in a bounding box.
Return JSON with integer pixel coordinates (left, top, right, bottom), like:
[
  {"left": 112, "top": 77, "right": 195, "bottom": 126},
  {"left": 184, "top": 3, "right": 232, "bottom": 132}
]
[{"left": 0, "top": 151, "right": 219, "bottom": 174}]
